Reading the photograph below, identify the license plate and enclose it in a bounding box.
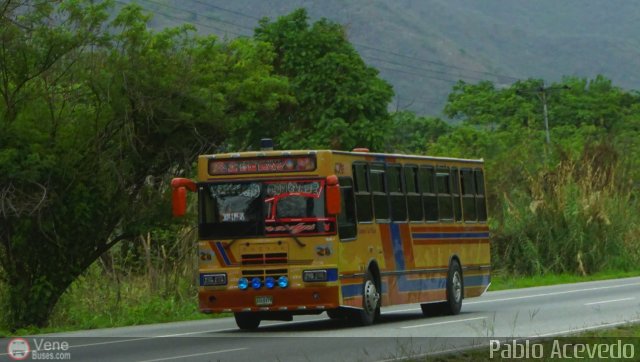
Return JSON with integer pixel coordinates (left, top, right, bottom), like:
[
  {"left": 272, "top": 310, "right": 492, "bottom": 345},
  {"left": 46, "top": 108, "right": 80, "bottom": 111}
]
[{"left": 255, "top": 296, "right": 273, "bottom": 306}]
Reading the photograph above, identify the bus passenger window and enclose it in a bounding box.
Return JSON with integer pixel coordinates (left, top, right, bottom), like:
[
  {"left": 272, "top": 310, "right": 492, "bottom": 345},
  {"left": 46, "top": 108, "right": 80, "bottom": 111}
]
[
  {"left": 437, "top": 167, "right": 453, "bottom": 221},
  {"left": 388, "top": 164, "right": 407, "bottom": 222},
  {"left": 353, "top": 163, "right": 373, "bottom": 222},
  {"left": 405, "top": 165, "right": 423, "bottom": 221},
  {"left": 420, "top": 166, "right": 438, "bottom": 221},
  {"left": 461, "top": 169, "right": 477, "bottom": 222},
  {"left": 451, "top": 167, "right": 462, "bottom": 222},
  {"left": 338, "top": 177, "right": 357, "bottom": 240},
  {"left": 370, "top": 163, "right": 389, "bottom": 222},
  {"left": 475, "top": 169, "right": 487, "bottom": 222}
]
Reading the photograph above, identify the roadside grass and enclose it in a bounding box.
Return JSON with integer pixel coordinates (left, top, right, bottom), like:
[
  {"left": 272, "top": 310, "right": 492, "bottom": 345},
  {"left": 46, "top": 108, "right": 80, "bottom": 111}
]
[
  {"left": 0, "top": 261, "right": 224, "bottom": 337},
  {"left": 420, "top": 323, "right": 640, "bottom": 361},
  {"left": 489, "top": 269, "right": 640, "bottom": 291}
]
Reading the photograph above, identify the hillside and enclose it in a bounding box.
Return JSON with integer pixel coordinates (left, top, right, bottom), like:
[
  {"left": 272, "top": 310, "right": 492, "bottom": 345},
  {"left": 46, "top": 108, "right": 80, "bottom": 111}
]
[{"left": 123, "top": 0, "right": 640, "bottom": 115}]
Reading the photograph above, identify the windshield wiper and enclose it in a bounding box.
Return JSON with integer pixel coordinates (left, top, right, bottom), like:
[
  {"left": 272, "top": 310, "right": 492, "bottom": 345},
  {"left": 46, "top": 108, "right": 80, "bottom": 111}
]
[{"left": 285, "top": 226, "right": 306, "bottom": 247}]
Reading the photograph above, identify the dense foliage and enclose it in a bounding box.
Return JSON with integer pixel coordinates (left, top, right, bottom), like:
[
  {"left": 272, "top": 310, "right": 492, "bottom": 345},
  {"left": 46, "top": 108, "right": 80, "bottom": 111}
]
[{"left": 1, "top": 1, "right": 639, "bottom": 332}]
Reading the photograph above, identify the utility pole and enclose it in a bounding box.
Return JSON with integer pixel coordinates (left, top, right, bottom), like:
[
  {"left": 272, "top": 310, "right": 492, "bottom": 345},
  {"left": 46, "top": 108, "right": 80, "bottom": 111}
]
[
  {"left": 517, "top": 83, "right": 569, "bottom": 145},
  {"left": 540, "top": 89, "right": 551, "bottom": 144}
]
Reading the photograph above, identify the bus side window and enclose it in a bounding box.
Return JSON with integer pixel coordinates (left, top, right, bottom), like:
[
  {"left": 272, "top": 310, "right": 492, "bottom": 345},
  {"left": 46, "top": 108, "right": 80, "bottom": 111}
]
[
  {"left": 370, "top": 162, "right": 389, "bottom": 222},
  {"left": 388, "top": 164, "right": 407, "bottom": 222},
  {"left": 475, "top": 169, "right": 487, "bottom": 222},
  {"left": 451, "top": 167, "right": 462, "bottom": 222},
  {"left": 437, "top": 167, "right": 453, "bottom": 221},
  {"left": 405, "top": 165, "right": 423, "bottom": 221},
  {"left": 461, "top": 168, "right": 477, "bottom": 222},
  {"left": 353, "top": 163, "right": 373, "bottom": 223},
  {"left": 420, "top": 166, "right": 438, "bottom": 221},
  {"left": 338, "top": 177, "right": 357, "bottom": 240}
]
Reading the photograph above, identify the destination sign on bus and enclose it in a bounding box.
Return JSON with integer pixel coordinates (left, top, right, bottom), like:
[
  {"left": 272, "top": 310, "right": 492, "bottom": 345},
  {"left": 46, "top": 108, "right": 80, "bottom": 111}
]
[{"left": 208, "top": 156, "right": 316, "bottom": 175}]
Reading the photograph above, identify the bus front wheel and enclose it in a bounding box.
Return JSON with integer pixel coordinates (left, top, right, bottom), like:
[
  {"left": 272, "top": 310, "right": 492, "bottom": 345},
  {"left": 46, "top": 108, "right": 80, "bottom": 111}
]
[
  {"left": 356, "top": 271, "right": 380, "bottom": 325},
  {"left": 234, "top": 312, "right": 261, "bottom": 330}
]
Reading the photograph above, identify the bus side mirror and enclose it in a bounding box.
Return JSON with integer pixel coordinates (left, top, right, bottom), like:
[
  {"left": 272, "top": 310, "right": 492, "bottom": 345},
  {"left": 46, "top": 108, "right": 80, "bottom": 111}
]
[
  {"left": 325, "top": 175, "right": 341, "bottom": 215},
  {"left": 171, "top": 178, "right": 196, "bottom": 217}
]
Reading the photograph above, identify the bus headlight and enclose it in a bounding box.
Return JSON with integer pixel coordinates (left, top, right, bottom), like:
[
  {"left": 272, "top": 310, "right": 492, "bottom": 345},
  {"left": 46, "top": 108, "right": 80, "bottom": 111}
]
[
  {"left": 251, "top": 277, "right": 262, "bottom": 289},
  {"left": 238, "top": 277, "right": 249, "bottom": 290},
  {"left": 265, "top": 276, "right": 276, "bottom": 289},
  {"left": 277, "top": 276, "right": 289, "bottom": 288}
]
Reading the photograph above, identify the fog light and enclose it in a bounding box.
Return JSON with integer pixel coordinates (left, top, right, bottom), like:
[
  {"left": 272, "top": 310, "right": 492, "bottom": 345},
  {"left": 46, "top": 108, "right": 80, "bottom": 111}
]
[
  {"left": 278, "top": 276, "right": 289, "bottom": 288},
  {"left": 251, "top": 277, "right": 262, "bottom": 289},
  {"left": 238, "top": 277, "right": 249, "bottom": 290},
  {"left": 265, "top": 276, "right": 276, "bottom": 289}
]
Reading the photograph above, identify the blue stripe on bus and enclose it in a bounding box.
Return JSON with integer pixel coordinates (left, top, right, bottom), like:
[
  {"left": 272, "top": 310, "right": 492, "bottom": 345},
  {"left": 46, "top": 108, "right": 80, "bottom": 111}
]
[
  {"left": 341, "top": 274, "right": 490, "bottom": 298},
  {"left": 215, "top": 241, "right": 231, "bottom": 266},
  {"left": 412, "top": 232, "right": 490, "bottom": 239},
  {"left": 390, "top": 224, "right": 405, "bottom": 271}
]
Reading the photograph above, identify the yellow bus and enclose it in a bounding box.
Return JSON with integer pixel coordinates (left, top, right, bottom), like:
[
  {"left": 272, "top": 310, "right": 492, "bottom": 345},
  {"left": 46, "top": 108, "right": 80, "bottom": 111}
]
[{"left": 171, "top": 141, "right": 490, "bottom": 329}]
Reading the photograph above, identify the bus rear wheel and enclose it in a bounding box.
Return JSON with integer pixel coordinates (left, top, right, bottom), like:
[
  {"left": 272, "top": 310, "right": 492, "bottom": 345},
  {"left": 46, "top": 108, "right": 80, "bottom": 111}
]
[
  {"left": 443, "top": 259, "right": 463, "bottom": 315},
  {"left": 234, "top": 312, "right": 261, "bottom": 330},
  {"left": 421, "top": 260, "right": 463, "bottom": 317}
]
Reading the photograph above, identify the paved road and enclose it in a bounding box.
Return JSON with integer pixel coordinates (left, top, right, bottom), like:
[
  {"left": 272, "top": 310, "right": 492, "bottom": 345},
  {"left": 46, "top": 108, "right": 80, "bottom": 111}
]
[{"left": 2, "top": 277, "right": 640, "bottom": 361}]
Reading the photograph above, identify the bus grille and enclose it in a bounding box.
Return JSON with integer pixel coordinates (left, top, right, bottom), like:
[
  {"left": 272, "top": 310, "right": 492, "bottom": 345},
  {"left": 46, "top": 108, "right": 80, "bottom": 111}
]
[
  {"left": 242, "top": 268, "right": 288, "bottom": 281},
  {"left": 241, "top": 252, "right": 288, "bottom": 265}
]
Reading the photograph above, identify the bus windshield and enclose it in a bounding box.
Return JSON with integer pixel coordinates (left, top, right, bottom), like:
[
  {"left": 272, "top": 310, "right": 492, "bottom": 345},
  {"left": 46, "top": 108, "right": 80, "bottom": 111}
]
[{"left": 199, "top": 179, "right": 334, "bottom": 239}]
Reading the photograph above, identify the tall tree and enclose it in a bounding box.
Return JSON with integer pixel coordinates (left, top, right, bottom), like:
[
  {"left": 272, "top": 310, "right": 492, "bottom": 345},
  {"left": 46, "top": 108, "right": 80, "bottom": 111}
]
[
  {"left": 253, "top": 8, "right": 394, "bottom": 151},
  {"left": 0, "top": 1, "right": 291, "bottom": 329}
]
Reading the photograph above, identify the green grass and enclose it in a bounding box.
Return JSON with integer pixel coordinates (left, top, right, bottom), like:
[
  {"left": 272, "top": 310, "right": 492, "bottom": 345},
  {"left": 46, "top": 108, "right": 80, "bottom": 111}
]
[
  {"left": 0, "top": 263, "right": 224, "bottom": 337},
  {"left": 489, "top": 269, "right": 640, "bottom": 291}
]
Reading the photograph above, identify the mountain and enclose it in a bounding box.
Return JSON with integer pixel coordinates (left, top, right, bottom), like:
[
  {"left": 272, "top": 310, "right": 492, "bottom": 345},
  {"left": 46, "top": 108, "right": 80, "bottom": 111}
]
[{"left": 128, "top": 0, "right": 640, "bottom": 116}]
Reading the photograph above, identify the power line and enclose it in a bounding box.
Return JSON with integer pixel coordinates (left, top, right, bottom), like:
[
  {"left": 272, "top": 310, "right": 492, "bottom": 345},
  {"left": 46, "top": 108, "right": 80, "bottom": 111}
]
[
  {"left": 117, "top": 0, "right": 515, "bottom": 110},
  {"left": 354, "top": 42, "right": 520, "bottom": 82},
  {"left": 127, "top": 0, "right": 253, "bottom": 37},
  {"left": 362, "top": 54, "right": 489, "bottom": 83},
  {"left": 177, "top": 1, "right": 520, "bottom": 83}
]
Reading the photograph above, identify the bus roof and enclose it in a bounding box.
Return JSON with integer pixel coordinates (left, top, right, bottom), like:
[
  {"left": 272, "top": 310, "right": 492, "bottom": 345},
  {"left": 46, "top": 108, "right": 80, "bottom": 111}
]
[{"left": 201, "top": 149, "right": 483, "bottom": 164}]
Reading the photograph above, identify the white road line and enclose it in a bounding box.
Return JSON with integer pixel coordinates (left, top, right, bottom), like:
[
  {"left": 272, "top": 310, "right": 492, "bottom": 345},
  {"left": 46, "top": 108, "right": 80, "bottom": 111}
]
[
  {"left": 465, "top": 282, "right": 640, "bottom": 305},
  {"left": 385, "top": 307, "right": 421, "bottom": 314},
  {"left": 584, "top": 297, "right": 635, "bottom": 306},
  {"left": 537, "top": 318, "right": 640, "bottom": 337},
  {"left": 400, "top": 316, "right": 486, "bottom": 329},
  {"left": 135, "top": 348, "right": 248, "bottom": 362}
]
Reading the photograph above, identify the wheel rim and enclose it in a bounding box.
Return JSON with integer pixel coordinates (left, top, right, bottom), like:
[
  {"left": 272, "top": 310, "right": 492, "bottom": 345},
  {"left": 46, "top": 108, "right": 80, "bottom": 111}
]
[
  {"left": 363, "top": 280, "right": 380, "bottom": 314},
  {"left": 452, "top": 271, "right": 462, "bottom": 303}
]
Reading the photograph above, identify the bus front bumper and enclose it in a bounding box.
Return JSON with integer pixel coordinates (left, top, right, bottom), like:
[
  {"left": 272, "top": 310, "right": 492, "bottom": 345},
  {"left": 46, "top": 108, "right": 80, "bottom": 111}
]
[{"left": 198, "top": 285, "right": 340, "bottom": 313}]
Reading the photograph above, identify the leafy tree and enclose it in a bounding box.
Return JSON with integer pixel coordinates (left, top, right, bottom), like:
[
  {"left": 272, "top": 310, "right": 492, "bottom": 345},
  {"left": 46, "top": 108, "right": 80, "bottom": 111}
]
[
  {"left": 0, "top": 1, "right": 291, "bottom": 329},
  {"left": 253, "top": 8, "right": 394, "bottom": 151},
  {"left": 385, "top": 111, "right": 452, "bottom": 154}
]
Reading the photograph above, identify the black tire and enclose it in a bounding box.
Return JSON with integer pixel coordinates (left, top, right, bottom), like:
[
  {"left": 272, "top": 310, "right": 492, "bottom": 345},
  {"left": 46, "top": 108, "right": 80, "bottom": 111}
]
[
  {"left": 355, "top": 271, "right": 380, "bottom": 326},
  {"left": 234, "top": 312, "right": 261, "bottom": 330},
  {"left": 327, "top": 309, "right": 345, "bottom": 320},
  {"left": 420, "top": 302, "right": 444, "bottom": 317},
  {"left": 443, "top": 259, "right": 463, "bottom": 315},
  {"left": 420, "top": 260, "right": 463, "bottom": 317}
]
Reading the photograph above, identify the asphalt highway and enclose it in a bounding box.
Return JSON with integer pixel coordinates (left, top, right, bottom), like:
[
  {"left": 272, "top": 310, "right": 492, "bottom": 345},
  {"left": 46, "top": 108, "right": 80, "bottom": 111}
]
[{"left": 2, "top": 277, "right": 639, "bottom": 361}]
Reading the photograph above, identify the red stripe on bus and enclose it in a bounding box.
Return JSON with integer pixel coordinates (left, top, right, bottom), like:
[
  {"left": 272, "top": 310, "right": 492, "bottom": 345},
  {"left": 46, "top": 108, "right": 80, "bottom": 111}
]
[
  {"left": 413, "top": 239, "right": 490, "bottom": 245},
  {"left": 411, "top": 225, "right": 489, "bottom": 232}
]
